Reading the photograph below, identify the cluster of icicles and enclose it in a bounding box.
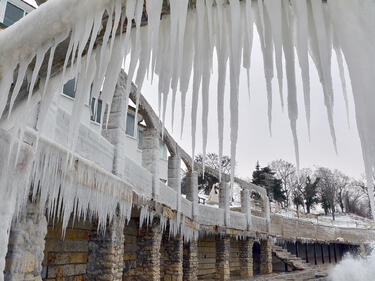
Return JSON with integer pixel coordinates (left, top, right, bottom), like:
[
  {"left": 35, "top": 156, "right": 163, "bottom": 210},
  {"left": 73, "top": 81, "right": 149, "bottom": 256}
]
[{"left": 0, "top": 0, "right": 374, "bottom": 266}]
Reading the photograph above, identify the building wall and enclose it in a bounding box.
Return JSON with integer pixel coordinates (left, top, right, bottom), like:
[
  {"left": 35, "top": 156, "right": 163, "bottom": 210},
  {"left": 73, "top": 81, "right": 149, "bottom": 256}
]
[{"left": 0, "top": 0, "right": 35, "bottom": 27}]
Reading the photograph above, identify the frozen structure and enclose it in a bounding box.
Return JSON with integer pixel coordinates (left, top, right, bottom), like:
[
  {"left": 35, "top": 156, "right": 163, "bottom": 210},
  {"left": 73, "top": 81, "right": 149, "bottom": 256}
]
[{"left": 0, "top": 0, "right": 374, "bottom": 280}]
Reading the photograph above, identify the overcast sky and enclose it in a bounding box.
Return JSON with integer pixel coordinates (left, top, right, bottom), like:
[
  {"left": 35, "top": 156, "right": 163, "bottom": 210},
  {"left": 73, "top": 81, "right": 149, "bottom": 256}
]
[
  {"left": 141, "top": 31, "right": 364, "bottom": 180},
  {"left": 26, "top": 0, "right": 364, "bottom": 180}
]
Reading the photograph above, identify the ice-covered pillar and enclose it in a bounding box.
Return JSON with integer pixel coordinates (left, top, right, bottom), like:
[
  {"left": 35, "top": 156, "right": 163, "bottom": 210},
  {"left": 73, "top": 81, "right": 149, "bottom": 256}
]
[
  {"left": 219, "top": 182, "right": 230, "bottom": 226},
  {"left": 264, "top": 195, "right": 271, "bottom": 230},
  {"left": 241, "top": 187, "right": 252, "bottom": 230},
  {"left": 185, "top": 171, "right": 198, "bottom": 219},
  {"left": 168, "top": 155, "right": 181, "bottom": 213},
  {"left": 142, "top": 128, "right": 160, "bottom": 199},
  {"left": 4, "top": 201, "right": 48, "bottom": 281},
  {"left": 102, "top": 81, "right": 128, "bottom": 178}
]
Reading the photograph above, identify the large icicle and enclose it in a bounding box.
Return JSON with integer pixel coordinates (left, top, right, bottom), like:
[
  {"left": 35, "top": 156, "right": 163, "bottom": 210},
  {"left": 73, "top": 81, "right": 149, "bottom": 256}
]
[
  {"left": 215, "top": 0, "right": 229, "bottom": 181},
  {"left": 255, "top": 1, "right": 274, "bottom": 136},
  {"left": 309, "top": 0, "right": 337, "bottom": 153},
  {"left": 229, "top": 0, "right": 242, "bottom": 186},
  {"left": 282, "top": 0, "right": 300, "bottom": 169},
  {"left": 292, "top": 0, "right": 311, "bottom": 138},
  {"left": 264, "top": 0, "right": 284, "bottom": 109}
]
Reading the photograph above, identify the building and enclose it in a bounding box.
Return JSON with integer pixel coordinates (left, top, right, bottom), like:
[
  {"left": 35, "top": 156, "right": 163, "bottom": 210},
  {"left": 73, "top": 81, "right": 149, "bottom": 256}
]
[{"left": 0, "top": 0, "right": 35, "bottom": 29}]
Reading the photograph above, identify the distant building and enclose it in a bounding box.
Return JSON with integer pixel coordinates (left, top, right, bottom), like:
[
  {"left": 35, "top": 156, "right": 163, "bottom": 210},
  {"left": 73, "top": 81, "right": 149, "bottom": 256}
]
[{"left": 0, "top": 0, "right": 35, "bottom": 29}]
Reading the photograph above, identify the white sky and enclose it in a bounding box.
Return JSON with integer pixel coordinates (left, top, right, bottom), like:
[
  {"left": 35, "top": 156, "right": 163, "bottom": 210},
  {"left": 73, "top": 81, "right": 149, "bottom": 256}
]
[
  {"left": 141, "top": 31, "right": 364, "bottom": 180},
  {"left": 25, "top": 0, "right": 364, "bottom": 180}
]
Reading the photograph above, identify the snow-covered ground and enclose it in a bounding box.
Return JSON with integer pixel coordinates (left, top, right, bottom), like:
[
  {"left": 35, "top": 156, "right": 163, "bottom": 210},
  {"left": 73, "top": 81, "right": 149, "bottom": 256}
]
[{"left": 272, "top": 203, "right": 374, "bottom": 229}]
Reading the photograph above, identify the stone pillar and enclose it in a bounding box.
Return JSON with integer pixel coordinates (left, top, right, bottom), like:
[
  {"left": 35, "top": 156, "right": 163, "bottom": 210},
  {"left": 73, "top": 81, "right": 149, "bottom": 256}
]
[
  {"left": 87, "top": 217, "right": 124, "bottom": 281},
  {"left": 183, "top": 240, "right": 198, "bottom": 281},
  {"left": 215, "top": 236, "right": 230, "bottom": 281},
  {"left": 260, "top": 239, "right": 272, "bottom": 275},
  {"left": 168, "top": 155, "right": 182, "bottom": 213},
  {"left": 219, "top": 182, "right": 230, "bottom": 226},
  {"left": 239, "top": 238, "right": 254, "bottom": 278},
  {"left": 136, "top": 223, "right": 162, "bottom": 281},
  {"left": 163, "top": 234, "right": 183, "bottom": 281},
  {"left": 328, "top": 244, "right": 331, "bottom": 263},
  {"left": 241, "top": 188, "right": 252, "bottom": 230},
  {"left": 5, "top": 201, "right": 47, "bottom": 281},
  {"left": 142, "top": 128, "right": 160, "bottom": 199},
  {"left": 185, "top": 171, "right": 198, "bottom": 219},
  {"left": 102, "top": 82, "right": 128, "bottom": 178},
  {"left": 313, "top": 243, "right": 317, "bottom": 265}
]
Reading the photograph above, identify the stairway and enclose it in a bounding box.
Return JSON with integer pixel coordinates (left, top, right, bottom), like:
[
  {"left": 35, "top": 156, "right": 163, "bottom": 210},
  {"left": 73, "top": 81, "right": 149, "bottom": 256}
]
[{"left": 272, "top": 245, "right": 311, "bottom": 271}]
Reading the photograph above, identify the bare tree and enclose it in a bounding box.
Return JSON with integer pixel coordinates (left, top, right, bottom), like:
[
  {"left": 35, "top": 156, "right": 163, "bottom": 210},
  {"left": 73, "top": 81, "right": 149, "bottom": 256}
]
[
  {"left": 315, "top": 167, "right": 337, "bottom": 220},
  {"left": 269, "top": 159, "right": 296, "bottom": 208},
  {"left": 333, "top": 170, "right": 350, "bottom": 213}
]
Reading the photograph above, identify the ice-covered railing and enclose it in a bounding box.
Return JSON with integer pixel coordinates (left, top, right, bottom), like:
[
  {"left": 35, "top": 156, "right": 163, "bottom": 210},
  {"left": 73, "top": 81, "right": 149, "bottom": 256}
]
[{"left": 0, "top": 0, "right": 374, "bottom": 218}]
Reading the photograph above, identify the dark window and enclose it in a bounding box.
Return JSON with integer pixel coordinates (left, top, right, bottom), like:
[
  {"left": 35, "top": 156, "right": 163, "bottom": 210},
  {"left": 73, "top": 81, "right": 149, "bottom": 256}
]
[
  {"left": 137, "top": 129, "right": 143, "bottom": 150},
  {"left": 63, "top": 78, "right": 76, "bottom": 98},
  {"left": 126, "top": 113, "right": 135, "bottom": 136},
  {"left": 3, "top": 2, "right": 24, "bottom": 27},
  {"left": 90, "top": 98, "right": 102, "bottom": 124}
]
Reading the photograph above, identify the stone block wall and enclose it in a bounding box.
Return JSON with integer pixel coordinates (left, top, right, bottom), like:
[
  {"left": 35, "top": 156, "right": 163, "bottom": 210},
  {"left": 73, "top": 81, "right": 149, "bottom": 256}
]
[
  {"left": 239, "top": 238, "right": 253, "bottom": 278},
  {"left": 215, "top": 236, "right": 230, "bottom": 281},
  {"left": 197, "top": 236, "right": 216, "bottom": 280},
  {"left": 161, "top": 234, "right": 183, "bottom": 281},
  {"left": 87, "top": 217, "right": 124, "bottom": 281},
  {"left": 123, "top": 219, "right": 139, "bottom": 280},
  {"left": 260, "top": 240, "right": 272, "bottom": 275},
  {"left": 229, "top": 240, "right": 240, "bottom": 278},
  {"left": 135, "top": 223, "right": 162, "bottom": 281},
  {"left": 183, "top": 241, "right": 198, "bottom": 281},
  {"left": 42, "top": 220, "right": 91, "bottom": 281}
]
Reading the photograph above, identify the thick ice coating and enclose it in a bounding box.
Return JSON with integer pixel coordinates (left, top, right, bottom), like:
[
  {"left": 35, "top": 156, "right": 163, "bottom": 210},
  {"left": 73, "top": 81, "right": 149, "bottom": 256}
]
[{"left": 0, "top": 3, "right": 375, "bottom": 278}]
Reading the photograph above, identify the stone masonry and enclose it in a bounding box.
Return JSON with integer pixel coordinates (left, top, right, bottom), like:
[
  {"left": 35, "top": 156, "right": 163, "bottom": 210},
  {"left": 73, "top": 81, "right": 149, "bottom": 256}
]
[
  {"left": 183, "top": 241, "right": 198, "bottom": 281},
  {"left": 239, "top": 238, "right": 254, "bottom": 279},
  {"left": 260, "top": 239, "right": 273, "bottom": 275},
  {"left": 163, "top": 234, "right": 183, "bottom": 281},
  {"left": 216, "top": 236, "right": 230, "bottom": 281},
  {"left": 135, "top": 223, "right": 162, "bottom": 281},
  {"left": 87, "top": 217, "right": 124, "bottom": 281},
  {"left": 5, "top": 201, "right": 47, "bottom": 281}
]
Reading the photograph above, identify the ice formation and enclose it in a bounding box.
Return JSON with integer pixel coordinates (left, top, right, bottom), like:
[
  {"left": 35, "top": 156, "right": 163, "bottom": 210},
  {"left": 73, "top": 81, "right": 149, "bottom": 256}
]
[{"left": 0, "top": 1, "right": 375, "bottom": 275}]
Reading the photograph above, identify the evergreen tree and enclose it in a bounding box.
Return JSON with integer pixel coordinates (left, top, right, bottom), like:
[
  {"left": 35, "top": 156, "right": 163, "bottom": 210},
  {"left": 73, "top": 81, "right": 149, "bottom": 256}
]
[
  {"left": 303, "top": 176, "right": 320, "bottom": 214},
  {"left": 252, "top": 162, "right": 286, "bottom": 205}
]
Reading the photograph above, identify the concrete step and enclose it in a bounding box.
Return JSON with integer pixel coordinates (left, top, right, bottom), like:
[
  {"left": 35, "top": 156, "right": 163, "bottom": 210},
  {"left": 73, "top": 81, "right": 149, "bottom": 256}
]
[{"left": 272, "top": 245, "right": 312, "bottom": 271}]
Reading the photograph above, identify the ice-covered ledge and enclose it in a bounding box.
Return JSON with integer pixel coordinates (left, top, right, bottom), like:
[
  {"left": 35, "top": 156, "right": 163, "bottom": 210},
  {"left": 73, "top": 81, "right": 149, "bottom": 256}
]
[{"left": 2, "top": 128, "right": 372, "bottom": 245}]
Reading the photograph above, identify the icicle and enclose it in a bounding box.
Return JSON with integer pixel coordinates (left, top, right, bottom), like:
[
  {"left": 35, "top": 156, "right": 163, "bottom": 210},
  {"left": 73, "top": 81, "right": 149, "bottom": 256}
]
[
  {"left": 292, "top": 0, "right": 311, "bottom": 139},
  {"left": 7, "top": 55, "right": 34, "bottom": 118},
  {"left": 179, "top": 12, "right": 195, "bottom": 138},
  {"left": 255, "top": 1, "right": 274, "bottom": 136},
  {"left": 332, "top": 38, "right": 350, "bottom": 128},
  {"left": 242, "top": 0, "right": 253, "bottom": 102},
  {"left": 282, "top": 0, "right": 299, "bottom": 169},
  {"left": 309, "top": 0, "right": 337, "bottom": 153},
  {"left": 229, "top": 0, "right": 242, "bottom": 187},
  {"left": 191, "top": 0, "right": 205, "bottom": 167},
  {"left": 264, "top": 0, "right": 284, "bottom": 109}
]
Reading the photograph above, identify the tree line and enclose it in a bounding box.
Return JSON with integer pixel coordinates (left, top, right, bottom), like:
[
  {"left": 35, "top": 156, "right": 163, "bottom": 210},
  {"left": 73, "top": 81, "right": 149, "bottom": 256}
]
[
  {"left": 182, "top": 153, "right": 372, "bottom": 220},
  {"left": 253, "top": 159, "right": 373, "bottom": 220}
]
